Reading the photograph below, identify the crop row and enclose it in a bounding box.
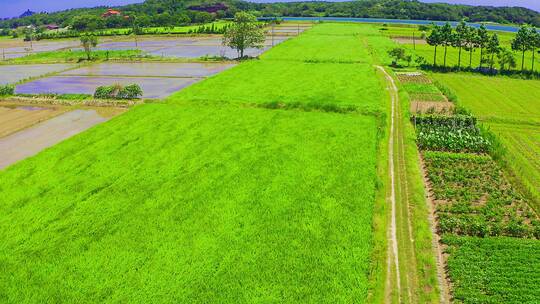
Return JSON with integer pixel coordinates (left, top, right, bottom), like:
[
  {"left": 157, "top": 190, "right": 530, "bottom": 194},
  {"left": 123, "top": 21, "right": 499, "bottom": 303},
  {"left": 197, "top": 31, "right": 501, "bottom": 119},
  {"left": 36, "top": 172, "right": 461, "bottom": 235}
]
[
  {"left": 424, "top": 151, "right": 539, "bottom": 238},
  {"left": 442, "top": 235, "right": 540, "bottom": 303},
  {"left": 414, "top": 114, "right": 491, "bottom": 153}
]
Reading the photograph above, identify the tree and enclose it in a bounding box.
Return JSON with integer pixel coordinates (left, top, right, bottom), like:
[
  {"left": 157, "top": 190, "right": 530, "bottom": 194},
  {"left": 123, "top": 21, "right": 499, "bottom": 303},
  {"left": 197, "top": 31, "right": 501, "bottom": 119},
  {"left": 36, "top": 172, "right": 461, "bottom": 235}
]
[
  {"left": 486, "top": 33, "right": 500, "bottom": 72},
  {"left": 80, "top": 34, "right": 98, "bottom": 60},
  {"left": 388, "top": 47, "right": 406, "bottom": 66},
  {"left": 453, "top": 20, "right": 468, "bottom": 69},
  {"left": 464, "top": 25, "right": 478, "bottom": 68},
  {"left": 476, "top": 24, "right": 489, "bottom": 69},
  {"left": 497, "top": 47, "right": 516, "bottom": 71},
  {"left": 426, "top": 24, "right": 443, "bottom": 66},
  {"left": 511, "top": 24, "right": 532, "bottom": 73},
  {"left": 530, "top": 29, "right": 540, "bottom": 72},
  {"left": 440, "top": 22, "right": 453, "bottom": 68},
  {"left": 222, "top": 12, "right": 265, "bottom": 59}
]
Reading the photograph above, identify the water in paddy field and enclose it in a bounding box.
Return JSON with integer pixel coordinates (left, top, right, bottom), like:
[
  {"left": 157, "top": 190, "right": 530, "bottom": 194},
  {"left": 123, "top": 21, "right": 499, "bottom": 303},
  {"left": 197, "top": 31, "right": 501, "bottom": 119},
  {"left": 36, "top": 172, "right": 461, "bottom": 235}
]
[
  {"left": 262, "top": 17, "right": 527, "bottom": 33},
  {"left": 0, "top": 109, "right": 108, "bottom": 169},
  {"left": 15, "top": 62, "right": 237, "bottom": 99},
  {"left": 0, "top": 64, "right": 75, "bottom": 85}
]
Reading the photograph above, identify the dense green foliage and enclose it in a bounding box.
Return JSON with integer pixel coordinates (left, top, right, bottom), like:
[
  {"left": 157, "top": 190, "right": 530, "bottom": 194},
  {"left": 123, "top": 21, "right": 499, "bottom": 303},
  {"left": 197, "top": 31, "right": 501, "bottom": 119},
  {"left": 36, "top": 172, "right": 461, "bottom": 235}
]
[
  {"left": 0, "top": 84, "right": 15, "bottom": 96},
  {"left": 94, "top": 84, "right": 143, "bottom": 99},
  {"left": 222, "top": 12, "right": 265, "bottom": 58},
  {"left": 443, "top": 236, "right": 540, "bottom": 304},
  {"left": 415, "top": 115, "right": 491, "bottom": 153},
  {"left": 1, "top": 0, "right": 538, "bottom": 33}
]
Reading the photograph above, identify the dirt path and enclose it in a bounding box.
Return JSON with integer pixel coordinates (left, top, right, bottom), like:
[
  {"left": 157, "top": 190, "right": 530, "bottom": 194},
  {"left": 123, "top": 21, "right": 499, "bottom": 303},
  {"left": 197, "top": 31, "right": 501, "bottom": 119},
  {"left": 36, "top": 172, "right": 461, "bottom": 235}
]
[
  {"left": 376, "top": 66, "right": 401, "bottom": 302},
  {"left": 0, "top": 110, "right": 107, "bottom": 169}
]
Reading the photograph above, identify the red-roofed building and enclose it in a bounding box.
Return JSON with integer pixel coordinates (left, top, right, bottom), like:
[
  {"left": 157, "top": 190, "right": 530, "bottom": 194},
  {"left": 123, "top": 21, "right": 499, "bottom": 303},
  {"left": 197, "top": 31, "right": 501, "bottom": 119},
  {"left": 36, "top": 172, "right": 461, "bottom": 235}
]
[{"left": 102, "top": 9, "right": 122, "bottom": 18}]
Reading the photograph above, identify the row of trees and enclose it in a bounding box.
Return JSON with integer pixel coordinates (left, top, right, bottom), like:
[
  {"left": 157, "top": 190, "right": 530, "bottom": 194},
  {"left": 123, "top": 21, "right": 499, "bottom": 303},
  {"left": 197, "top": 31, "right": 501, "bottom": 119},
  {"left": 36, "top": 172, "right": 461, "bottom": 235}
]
[{"left": 427, "top": 22, "right": 540, "bottom": 73}]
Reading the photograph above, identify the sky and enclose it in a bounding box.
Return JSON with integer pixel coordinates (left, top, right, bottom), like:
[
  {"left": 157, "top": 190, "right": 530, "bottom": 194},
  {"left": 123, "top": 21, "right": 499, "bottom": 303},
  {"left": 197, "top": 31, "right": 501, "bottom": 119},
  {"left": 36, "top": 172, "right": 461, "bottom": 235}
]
[{"left": 0, "top": 0, "right": 538, "bottom": 19}]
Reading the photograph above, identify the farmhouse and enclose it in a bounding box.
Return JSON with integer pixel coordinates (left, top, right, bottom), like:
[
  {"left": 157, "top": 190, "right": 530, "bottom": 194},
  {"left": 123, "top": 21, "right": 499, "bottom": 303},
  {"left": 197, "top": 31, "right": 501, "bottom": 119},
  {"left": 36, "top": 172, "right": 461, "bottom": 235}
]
[{"left": 102, "top": 9, "right": 122, "bottom": 18}]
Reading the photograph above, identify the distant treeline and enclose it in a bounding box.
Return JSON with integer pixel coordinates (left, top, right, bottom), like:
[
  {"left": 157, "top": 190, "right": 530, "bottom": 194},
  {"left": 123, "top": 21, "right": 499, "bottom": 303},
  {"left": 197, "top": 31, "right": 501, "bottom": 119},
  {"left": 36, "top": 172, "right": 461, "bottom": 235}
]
[{"left": 1, "top": 0, "right": 539, "bottom": 32}]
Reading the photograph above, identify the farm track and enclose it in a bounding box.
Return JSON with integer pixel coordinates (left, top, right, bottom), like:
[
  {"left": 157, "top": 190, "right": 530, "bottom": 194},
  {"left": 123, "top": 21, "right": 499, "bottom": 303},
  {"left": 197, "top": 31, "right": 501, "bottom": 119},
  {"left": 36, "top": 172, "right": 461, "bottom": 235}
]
[{"left": 378, "top": 66, "right": 449, "bottom": 304}]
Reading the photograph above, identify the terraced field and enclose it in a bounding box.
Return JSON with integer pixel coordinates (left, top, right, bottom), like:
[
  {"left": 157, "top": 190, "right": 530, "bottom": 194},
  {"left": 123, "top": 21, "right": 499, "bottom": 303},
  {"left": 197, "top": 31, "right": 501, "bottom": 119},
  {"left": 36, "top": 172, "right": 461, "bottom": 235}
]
[{"left": 0, "top": 23, "right": 393, "bottom": 302}]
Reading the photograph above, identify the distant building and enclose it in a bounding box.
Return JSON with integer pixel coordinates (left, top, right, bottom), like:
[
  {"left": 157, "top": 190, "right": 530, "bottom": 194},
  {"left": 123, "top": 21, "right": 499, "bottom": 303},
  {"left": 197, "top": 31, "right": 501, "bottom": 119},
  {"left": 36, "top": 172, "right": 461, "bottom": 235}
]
[
  {"left": 102, "top": 9, "right": 122, "bottom": 18},
  {"left": 46, "top": 24, "right": 60, "bottom": 30}
]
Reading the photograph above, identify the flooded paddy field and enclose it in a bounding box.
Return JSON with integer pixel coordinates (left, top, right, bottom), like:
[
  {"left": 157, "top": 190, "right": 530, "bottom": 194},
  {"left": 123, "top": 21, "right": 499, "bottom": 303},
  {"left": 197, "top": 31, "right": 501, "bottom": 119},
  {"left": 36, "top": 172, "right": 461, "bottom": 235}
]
[
  {"left": 0, "top": 39, "right": 80, "bottom": 60},
  {"left": 0, "top": 64, "right": 75, "bottom": 85},
  {"left": 16, "top": 76, "right": 200, "bottom": 99},
  {"left": 61, "top": 62, "right": 235, "bottom": 77},
  {"left": 0, "top": 109, "right": 109, "bottom": 169},
  {"left": 0, "top": 104, "right": 66, "bottom": 137},
  {"left": 16, "top": 62, "right": 236, "bottom": 98}
]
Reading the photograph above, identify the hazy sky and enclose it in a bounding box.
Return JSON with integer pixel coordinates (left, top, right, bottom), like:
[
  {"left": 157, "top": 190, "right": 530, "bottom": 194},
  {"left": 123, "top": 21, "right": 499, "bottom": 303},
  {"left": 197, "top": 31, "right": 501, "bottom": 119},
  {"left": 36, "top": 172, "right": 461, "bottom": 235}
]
[{"left": 0, "top": 0, "right": 538, "bottom": 19}]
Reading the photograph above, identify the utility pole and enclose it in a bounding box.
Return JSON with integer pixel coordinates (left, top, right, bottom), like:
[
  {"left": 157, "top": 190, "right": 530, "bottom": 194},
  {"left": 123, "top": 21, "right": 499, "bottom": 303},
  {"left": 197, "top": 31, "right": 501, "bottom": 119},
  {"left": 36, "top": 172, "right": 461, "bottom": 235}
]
[{"left": 413, "top": 31, "right": 416, "bottom": 50}]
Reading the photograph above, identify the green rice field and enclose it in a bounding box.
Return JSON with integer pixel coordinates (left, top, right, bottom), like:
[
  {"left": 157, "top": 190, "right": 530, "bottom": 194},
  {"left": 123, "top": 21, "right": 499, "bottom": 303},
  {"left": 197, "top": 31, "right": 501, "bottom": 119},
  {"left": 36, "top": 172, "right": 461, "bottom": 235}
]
[{"left": 0, "top": 23, "right": 391, "bottom": 302}]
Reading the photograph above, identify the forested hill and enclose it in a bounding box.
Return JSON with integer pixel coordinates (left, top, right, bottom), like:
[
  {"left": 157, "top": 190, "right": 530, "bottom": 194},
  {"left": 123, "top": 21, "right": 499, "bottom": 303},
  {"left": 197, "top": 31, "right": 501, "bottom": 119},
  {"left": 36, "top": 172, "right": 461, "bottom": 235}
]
[{"left": 1, "top": 0, "right": 539, "bottom": 30}]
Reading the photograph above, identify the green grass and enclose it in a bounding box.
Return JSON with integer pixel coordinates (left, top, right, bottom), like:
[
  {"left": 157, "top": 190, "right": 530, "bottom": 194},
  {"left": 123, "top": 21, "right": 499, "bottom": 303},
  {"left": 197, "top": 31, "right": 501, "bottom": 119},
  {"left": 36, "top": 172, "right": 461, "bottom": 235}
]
[
  {"left": 0, "top": 104, "right": 380, "bottom": 302},
  {"left": 0, "top": 22, "right": 395, "bottom": 302},
  {"left": 442, "top": 236, "right": 540, "bottom": 304},
  {"left": 489, "top": 123, "right": 540, "bottom": 208},
  {"left": 169, "top": 60, "right": 383, "bottom": 114},
  {"left": 4, "top": 50, "right": 147, "bottom": 64},
  {"left": 431, "top": 73, "right": 540, "bottom": 124}
]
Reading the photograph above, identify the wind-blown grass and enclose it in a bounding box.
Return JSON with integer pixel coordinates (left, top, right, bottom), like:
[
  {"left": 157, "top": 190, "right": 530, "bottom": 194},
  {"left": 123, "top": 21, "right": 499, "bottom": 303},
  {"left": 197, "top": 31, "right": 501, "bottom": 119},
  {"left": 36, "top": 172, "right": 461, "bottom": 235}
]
[{"left": 0, "top": 104, "right": 380, "bottom": 302}]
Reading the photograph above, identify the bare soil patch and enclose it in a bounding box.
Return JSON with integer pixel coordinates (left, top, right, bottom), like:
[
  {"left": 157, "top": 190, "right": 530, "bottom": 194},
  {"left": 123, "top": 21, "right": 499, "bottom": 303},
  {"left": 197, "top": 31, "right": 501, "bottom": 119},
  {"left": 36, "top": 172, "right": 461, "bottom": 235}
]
[
  {"left": 0, "top": 104, "right": 66, "bottom": 138},
  {"left": 392, "top": 36, "right": 427, "bottom": 45},
  {"left": 410, "top": 101, "right": 455, "bottom": 114}
]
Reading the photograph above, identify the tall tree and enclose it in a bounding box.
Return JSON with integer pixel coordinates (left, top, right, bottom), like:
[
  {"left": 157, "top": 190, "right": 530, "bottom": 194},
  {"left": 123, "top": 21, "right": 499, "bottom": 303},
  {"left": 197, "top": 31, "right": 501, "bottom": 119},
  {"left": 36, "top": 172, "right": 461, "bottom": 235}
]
[
  {"left": 453, "top": 20, "right": 468, "bottom": 69},
  {"left": 486, "top": 33, "right": 500, "bottom": 73},
  {"left": 440, "top": 22, "right": 453, "bottom": 68},
  {"left": 497, "top": 47, "right": 516, "bottom": 71},
  {"left": 512, "top": 24, "right": 532, "bottom": 72},
  {"left": 426, "top": 24, "right": 443, "bottom": 66},
  {"left": 464, "top": 25, "right": 478, "bottom": 68},
  {"left": 80, "top": 33, "right": 98, "bottom": 60},
  {"left": 476, "top": 24, "right": 489, "bottom": 69},
  {"left": 222, "top": 12, "right": 265, "bottom": 59},
  {"left": 531, "top": 28, "right": 540, "bottom": 72}
]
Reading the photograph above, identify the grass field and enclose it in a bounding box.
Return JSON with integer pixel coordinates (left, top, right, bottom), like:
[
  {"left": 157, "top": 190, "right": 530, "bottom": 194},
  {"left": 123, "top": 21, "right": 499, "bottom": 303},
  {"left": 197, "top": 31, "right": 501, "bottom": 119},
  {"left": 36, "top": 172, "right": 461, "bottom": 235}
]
[
  {"left": 443, "top": 236, "right": 540, "bottom": 304},
  {"left": 0, "top": 23, "right": 394, "bottom": 302},
  {"left": 0, "top": 104, "right": 380, "bottom": 302}
]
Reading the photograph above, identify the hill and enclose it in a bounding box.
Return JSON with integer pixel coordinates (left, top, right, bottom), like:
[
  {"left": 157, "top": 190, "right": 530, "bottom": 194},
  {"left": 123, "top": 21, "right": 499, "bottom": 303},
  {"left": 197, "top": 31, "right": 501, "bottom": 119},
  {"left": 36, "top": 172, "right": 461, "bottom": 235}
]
[{"left": 0, "top": 0, "right": 539, "bottom": 30}]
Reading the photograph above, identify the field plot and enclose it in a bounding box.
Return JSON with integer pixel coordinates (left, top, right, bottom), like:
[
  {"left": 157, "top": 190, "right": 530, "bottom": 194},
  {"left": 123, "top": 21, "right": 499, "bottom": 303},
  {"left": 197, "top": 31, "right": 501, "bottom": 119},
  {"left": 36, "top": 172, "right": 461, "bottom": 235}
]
[
  {"left": 0, "top": 105, "right": 66, "bottom": 137},
  {"left": 432, "top": 73, "right": 540, "bottom": 206},
  {"left": 170, "top": 60, "right": 383, "bottom": 112},
  {"left": 17, "top": 62, "right": 234, "bottom": 99},
  {"left": 431, "top": 73, "right": 540, "bottom": 124},
  {"left": 60, "top": 62, "right": 235, "bottom": 77},
  {"left": 0, "top": 109, "right": 108, "bottom": 169},
  {"left": 0, "top": 39, "right": 80, "bottom": 60},
  {"left": 489, "top": 123, "right": 540, "bottom": 207},
  {"left": 443, "top": 236, "right": 540, "bottom": 304},
  {"left": 0, "top": 104, "right": 380, "bottom": 302},
  {"left": 0, "top": 64, "right": 75, "bottom": 85}
]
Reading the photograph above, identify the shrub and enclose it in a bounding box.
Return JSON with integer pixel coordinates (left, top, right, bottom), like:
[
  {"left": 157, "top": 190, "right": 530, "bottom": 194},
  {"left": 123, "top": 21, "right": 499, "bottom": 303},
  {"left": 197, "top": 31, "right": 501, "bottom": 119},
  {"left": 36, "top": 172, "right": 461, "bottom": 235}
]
[
  {"left": 94, "top": 84, "right": 143, "bottom": 100},
  {"left": 118, "top": 84, "right": 143, "bottom": 99},
  {"left": 0, "top": 84, "right": 15, "bottom": 96}
]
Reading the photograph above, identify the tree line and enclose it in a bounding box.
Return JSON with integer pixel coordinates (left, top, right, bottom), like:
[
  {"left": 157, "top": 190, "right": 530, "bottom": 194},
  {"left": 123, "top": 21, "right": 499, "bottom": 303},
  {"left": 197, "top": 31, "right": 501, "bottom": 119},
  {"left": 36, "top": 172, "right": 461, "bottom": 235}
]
[
  {"left": 426, "top": 21, "right": 540, "bottom": 73},
  {"left": 1, "top": 0, "right": 539, "bottom": 32}
]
